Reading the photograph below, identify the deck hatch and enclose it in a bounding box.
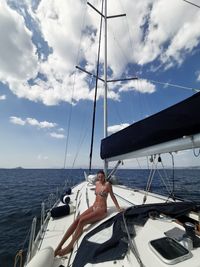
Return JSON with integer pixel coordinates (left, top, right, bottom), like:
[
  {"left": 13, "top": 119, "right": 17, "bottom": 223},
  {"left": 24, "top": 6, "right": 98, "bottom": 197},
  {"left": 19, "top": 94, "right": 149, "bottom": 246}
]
[{"left": 149, "top": 237, "right": 192, "bottom": 264}]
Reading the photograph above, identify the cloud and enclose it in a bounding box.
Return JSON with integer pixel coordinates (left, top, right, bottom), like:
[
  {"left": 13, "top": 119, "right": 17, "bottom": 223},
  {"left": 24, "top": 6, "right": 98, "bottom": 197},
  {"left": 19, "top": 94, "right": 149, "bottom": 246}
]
[
  {"left": 119, "top": 79, "right": 156, "bottom": 94},
  {"left": 1, "top": 0, "right": 200, "bottom": 106},
  {"left": 0, "top": 94, "right": 6, "bottom": 100},
  {"left": 126, "top": 0, "right": 200, "bottom": 68},
  {"left": 26, "top": 117, "right": 57, "bottom": 128},
  {"left": 37, "top": 154, "right": 48, "bottom": 160},
  {"left": 10, "top": 116, "right": 26, "bottom": 125},
  {"left": 108, "top": 123, "right": 130, "bottom": 135},
  {"left": 0, "top": 1, "right": 38, "bottom": 86},
  {"left": 49, "top": 132, "right": 65, "bottom": 139},
  {"left": 10, "top": 116, "right": 57, "bottom": 129},
  {"left": 57, "top": 127, "right": 65, "bottom": 132}
]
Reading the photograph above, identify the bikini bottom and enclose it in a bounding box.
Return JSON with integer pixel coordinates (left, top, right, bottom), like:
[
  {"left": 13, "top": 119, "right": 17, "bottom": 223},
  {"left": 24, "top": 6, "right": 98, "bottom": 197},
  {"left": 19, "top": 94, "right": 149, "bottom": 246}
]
[{"left": 92, "top": 206, "right": 106, "bottom": 213}]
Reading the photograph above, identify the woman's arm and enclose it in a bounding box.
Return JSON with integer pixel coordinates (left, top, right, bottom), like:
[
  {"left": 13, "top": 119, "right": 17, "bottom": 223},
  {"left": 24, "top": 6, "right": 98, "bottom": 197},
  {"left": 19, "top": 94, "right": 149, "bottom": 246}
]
[{"left": 107, "top": 182, "right": 123, "bottom": 212}]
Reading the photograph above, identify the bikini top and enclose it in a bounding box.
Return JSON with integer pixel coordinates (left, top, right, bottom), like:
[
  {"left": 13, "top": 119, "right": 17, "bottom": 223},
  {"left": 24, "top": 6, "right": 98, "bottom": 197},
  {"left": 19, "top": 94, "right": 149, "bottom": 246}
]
[{"left": 95, "top": 190, "right": 108, "bottom": 198}]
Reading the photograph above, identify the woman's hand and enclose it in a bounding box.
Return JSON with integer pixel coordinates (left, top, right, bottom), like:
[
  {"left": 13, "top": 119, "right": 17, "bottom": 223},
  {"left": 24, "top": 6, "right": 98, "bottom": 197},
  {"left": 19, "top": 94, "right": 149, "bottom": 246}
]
[
  {"left": 118, "top": 207, "right": 125, "bottom": 213},
  {"left": 54, "top": 246, "right": 62, "bottom": 257}
]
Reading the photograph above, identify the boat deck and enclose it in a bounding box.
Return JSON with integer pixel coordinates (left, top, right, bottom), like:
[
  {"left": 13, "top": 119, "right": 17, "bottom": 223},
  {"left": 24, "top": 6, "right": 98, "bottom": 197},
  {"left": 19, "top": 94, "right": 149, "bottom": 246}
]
[{"left": 27, "top": 181, "right": 200, "bottom": 267}]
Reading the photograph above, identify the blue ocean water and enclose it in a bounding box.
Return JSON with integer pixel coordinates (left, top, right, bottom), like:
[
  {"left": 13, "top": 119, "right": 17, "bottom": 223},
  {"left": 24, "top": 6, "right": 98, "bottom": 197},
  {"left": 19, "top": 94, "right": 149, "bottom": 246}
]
[{"left": 0, "top": 168, "right": 200, "bottom": 267}]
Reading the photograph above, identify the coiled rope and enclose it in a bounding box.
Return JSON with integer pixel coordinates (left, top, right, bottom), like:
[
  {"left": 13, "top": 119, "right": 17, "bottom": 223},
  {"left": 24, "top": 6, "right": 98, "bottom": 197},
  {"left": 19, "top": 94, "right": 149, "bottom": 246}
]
[
  {"left": 14, "top": 249, "right": 23, "bottom": 267},
  {"left": 13, "top": 224, "right": 31, "bottom": 267}
]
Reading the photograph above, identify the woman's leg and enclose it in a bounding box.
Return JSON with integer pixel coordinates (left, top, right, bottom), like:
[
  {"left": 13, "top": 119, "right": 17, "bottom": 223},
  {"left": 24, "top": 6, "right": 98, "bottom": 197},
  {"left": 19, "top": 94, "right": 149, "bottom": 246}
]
[
  {"left": 54, "top": 206, "right": 93, "bottom": 256},
  {"left": 57, "top": 209, "right": 107, "bottom": 256}
]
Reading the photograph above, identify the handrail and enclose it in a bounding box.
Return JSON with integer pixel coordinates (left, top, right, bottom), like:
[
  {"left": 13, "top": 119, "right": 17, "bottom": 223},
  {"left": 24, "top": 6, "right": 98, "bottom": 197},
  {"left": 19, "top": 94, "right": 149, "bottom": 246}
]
[
  {"left": 26, "top": 217, "right": 37, "bottom": 263},
  {"left": 41, "top": 202, "right": 45, "bottom": 227},
  {"left": 24, "top": 181, "right": 74, "bottom": 265}
]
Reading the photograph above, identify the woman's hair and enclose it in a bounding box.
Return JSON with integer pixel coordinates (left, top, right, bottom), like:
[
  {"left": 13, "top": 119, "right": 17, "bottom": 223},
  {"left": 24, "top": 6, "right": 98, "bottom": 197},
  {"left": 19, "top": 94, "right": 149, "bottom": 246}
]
[{"left": 97, "top": 170, "right": 105, "bottom": 176}]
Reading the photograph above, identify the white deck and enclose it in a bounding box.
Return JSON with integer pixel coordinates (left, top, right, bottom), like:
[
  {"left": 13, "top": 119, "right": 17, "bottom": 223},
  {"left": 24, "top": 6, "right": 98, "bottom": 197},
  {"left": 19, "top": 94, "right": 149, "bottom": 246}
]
[{"left": 27, "top": 181, "right": 200, "bottom": 267}]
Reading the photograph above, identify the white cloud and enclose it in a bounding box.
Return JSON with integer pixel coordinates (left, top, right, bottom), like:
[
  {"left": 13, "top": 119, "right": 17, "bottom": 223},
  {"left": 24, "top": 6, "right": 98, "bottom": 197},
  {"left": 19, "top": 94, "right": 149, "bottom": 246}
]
[
  {"left": 1, "top": 0, "right": 200, "bottom": 106},
  {"left": 10, "top": 116, "right": 26, "bottom": 125},
  {"left": 10, "top": 116, "right": 57, "bottom": 129},
  {"left": 106, "top": 0, "right": 200, "bottom": 70},
  {"left": 108, "top": 123, "right": 130, "bottom": 135},
  {"left": 0, "top": 1, "right": 38, "bottom": 85},
  {"left": 49, "top": 132, "right": 65, "bottom": 139},
  {"left": 0, "top": 94, "right": 6, "bottom": 100},
  {"left": 57, "top": 127, "right": 64, "bottom": 132},
  {"left": 26, "top": 117, "right": 57, "bottom": 128},
  {"left": 140, "top": 0, "right": 200, "bottom": 67},
  {"left": 37, "top": 154, "right": 48, "bottom": 160},
  {"left": 119, "top": 79, "right": 156, "bottom": 94}
]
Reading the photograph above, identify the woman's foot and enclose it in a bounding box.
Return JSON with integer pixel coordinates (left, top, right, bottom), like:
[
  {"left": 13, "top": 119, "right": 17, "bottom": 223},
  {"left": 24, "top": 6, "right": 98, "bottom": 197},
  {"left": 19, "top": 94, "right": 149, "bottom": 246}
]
[{"left": 57, "top": 245, "right": 73, "bottom": 256}]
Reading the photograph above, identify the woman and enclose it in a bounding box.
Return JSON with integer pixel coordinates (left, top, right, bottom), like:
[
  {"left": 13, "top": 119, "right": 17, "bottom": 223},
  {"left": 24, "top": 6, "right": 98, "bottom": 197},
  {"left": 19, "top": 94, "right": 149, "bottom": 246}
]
[{"left": 54, "top": 170, "right": 123, "bottom": 256}]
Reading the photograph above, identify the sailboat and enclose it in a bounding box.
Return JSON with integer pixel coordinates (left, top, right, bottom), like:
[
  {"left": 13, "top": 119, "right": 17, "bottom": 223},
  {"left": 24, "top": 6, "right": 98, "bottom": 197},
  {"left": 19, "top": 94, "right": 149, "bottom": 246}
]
[{"left": 20, "top": 1, "right": 200, "bottom": 267}]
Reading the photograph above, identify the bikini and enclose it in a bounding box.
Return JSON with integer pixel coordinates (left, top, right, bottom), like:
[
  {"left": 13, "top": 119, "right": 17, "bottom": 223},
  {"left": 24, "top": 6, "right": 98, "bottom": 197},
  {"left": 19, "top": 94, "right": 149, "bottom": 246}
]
[
  {"left": 95, "top": 190, "right": 108, "bottom": 198},
  {"left": 93, "top": 187, "right": 108, "bottom": 211}
]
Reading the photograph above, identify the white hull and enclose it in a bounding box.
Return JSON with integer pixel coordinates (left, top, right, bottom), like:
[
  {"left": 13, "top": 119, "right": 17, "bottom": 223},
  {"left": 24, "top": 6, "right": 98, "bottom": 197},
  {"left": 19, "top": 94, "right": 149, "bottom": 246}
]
[{"left": 25, "top": 177, "right": 200, "bottom": 267}]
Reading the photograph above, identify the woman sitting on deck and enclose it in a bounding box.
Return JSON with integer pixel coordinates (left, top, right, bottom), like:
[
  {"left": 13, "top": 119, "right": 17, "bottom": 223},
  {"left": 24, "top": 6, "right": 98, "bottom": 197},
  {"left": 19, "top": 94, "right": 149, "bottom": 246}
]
[{"left": 54, "top": 170, "right": 123, "bottom": 256}]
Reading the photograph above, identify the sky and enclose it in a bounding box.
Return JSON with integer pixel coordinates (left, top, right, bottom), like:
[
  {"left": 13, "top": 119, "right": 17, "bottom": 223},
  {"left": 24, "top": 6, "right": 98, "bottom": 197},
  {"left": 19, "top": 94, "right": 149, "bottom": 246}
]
[{"left": 0, "top": 0, "right": 200, "bottom": 169}]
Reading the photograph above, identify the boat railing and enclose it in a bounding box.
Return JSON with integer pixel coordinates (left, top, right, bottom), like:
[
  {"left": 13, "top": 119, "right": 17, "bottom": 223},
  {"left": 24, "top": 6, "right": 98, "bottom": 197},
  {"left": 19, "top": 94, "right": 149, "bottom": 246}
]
[
  {"left": 40, "top": 202, "right": 45, "bottom": 227},
  {"left": 24, "top": 180, "right": 74, "bottom": 265},
  {"left": 25, "top": 189, "right": 60, "bottom": 265},
  {"left": 26, "top": 216, "right": 37, "bottom": 263}
]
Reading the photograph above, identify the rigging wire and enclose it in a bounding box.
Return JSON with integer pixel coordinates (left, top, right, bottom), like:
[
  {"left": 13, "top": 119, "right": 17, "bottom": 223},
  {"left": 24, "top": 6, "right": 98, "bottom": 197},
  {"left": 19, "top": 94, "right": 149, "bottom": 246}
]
[
  {"left": 182, "top": 0, "right": 200, "bottom": 9},
  {"left": 156, "top": 155, "right": 175, "bottom": 199},
  {"left": 143, "top": 156, "right": 158, "bottom": 204},
  {"left": 118, "top": 0, "right": 141, "bottom": 76},
  {"left": 149, "top": 79, "right": 200, "bottom": 93},
  {"left": 143, "top": 154, "right": 176, "bottom": 203},
  {"left": 146, "top": 156, "right": 150, "bottom": 169},
  {"left": 68, "top": 76, "right": 95, "bottom": 180},
  {"left": 89, "top": 0, "right": 104, "bottom": 173},
  {"left": 136, "top": 158, "right": 142, "bottom": 169},
  {"left": 63, "top": 2, "right": 88, "bottom": 170},
  {"left": 170, "top": 152, "right": 175, "bottom": 199}
]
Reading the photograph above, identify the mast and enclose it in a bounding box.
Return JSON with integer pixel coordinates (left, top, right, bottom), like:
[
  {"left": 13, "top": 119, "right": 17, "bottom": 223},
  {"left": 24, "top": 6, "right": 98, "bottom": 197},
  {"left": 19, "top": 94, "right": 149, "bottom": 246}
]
[
  {"left": 86, "top": 0, "right": 126, "bottom": 175},
  {"left": 104, "top": 0, "right": 108, "bottom": 176}
]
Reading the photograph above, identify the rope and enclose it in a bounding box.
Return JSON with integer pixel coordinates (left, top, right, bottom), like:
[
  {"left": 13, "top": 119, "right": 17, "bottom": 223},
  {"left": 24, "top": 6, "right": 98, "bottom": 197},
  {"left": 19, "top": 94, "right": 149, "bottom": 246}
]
[
  {"left": 193, "top": 148, "right": 200, "bottom": 157},
  {"left": 14, "top": 250, "right": 23, "bottom": 267},
  {"left": 122, "top": 212, "right": 145, "bottom": 267},
  {"left": 13, "top": 223, "right": 32, "bottom": 267},
  {"left": 190, "top": 136, "right": 200, "bottom": 157}
]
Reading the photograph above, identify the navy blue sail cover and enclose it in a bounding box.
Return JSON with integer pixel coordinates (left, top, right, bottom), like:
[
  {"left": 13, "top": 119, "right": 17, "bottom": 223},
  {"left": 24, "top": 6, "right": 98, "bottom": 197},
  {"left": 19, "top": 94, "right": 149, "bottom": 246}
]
[
  {"left": 72, "top": 201, "right": 200, "bottom": 267},
  {"left": 101, "top": 92, "right": 200, "bottom": 159}
]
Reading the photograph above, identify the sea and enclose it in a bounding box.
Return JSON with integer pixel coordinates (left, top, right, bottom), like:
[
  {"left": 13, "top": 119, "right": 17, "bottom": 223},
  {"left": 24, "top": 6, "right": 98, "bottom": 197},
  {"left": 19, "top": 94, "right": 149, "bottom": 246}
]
[{"left": 0, "top": 168, "right": 200, "bottom": 267}]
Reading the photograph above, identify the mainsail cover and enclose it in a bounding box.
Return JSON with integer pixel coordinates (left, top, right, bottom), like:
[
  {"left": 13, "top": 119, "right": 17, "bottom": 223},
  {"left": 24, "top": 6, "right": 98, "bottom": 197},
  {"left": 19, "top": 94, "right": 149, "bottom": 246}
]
[
  {"left": 101, "top": 92, "right": 200, "bottom": 160},
  {"left": 72, "top": 202, "right": 200, "bottom": 267}
]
